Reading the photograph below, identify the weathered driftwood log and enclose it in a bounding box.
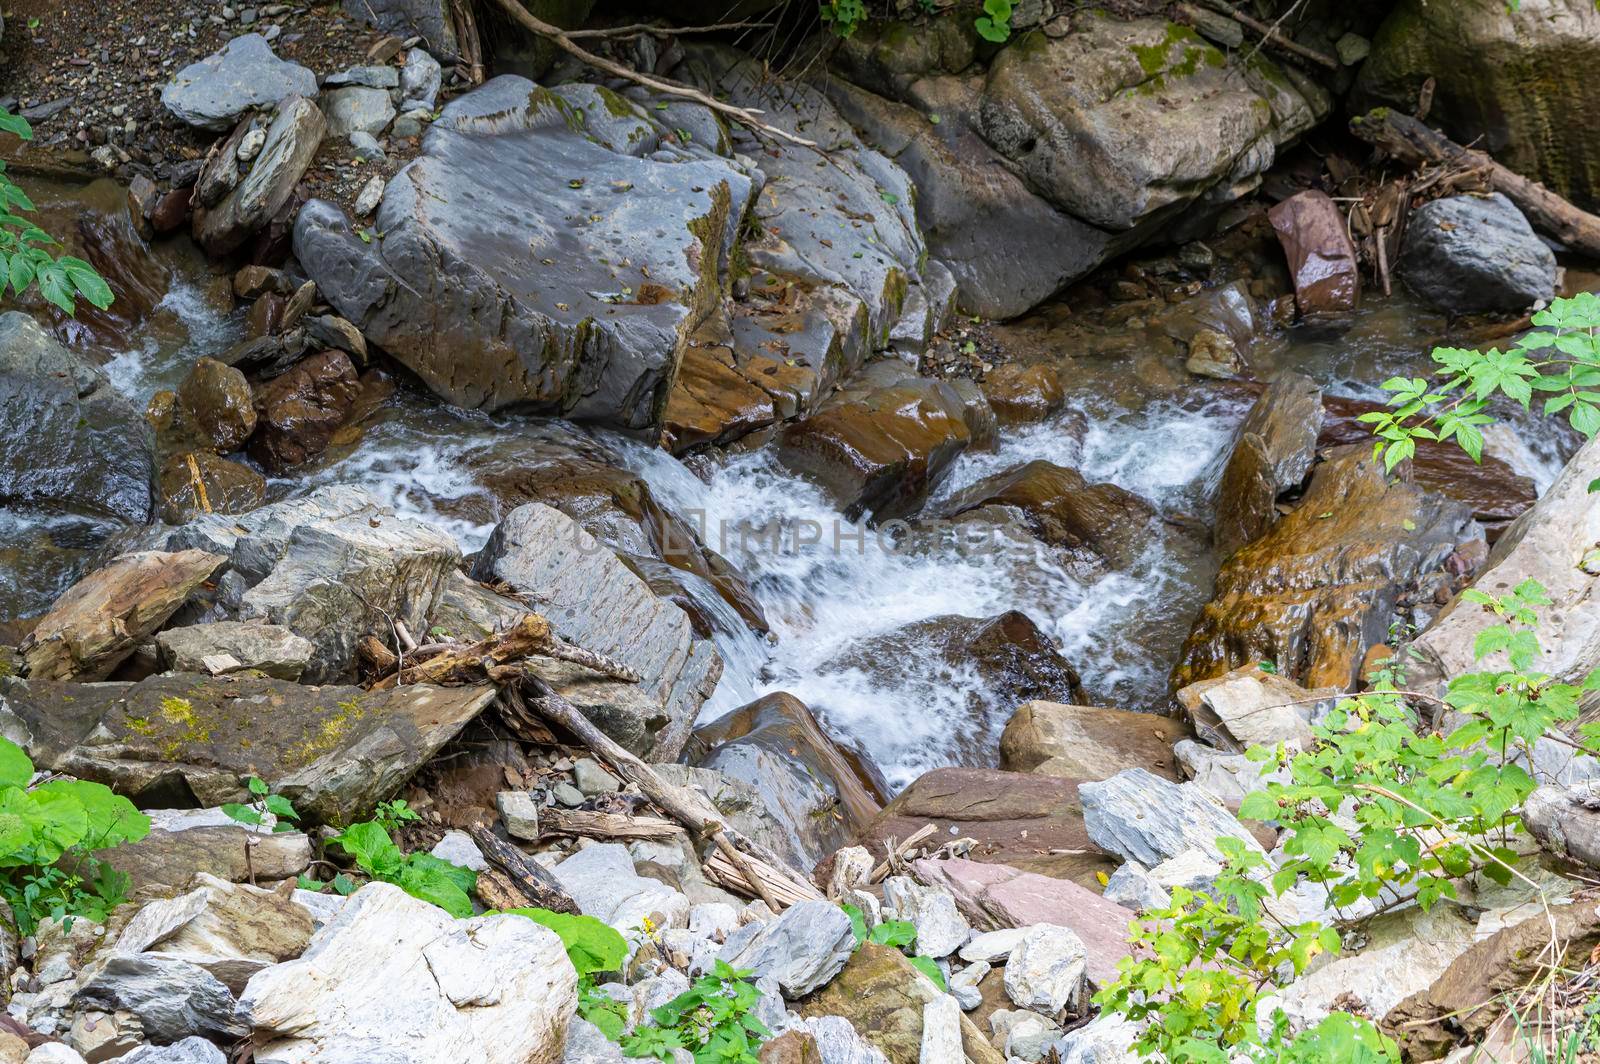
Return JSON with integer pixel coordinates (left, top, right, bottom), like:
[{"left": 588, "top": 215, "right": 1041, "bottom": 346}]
[
  {"left": 495, "top": 678, "right": 824, "bottom": 910},
  {"left": 369, "top": 613, "right": 640, "bottom": 689},
  {"left": 20, "top": 550, "right": 227, "bottom": 682},
  {"left": 540, "top": 807, "right": 684, "bottom": 843},
  {"left": 467, "top": 825, "right": 580, "bottom": 914},
  {"left": 1350, "top": 108, "right": 1600, "bottom": 259}
]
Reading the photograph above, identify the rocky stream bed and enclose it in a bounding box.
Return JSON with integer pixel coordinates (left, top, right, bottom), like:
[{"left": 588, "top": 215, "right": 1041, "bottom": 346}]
[{"left": 1, "top": 1, "right": 1600, "bottom": 1063}]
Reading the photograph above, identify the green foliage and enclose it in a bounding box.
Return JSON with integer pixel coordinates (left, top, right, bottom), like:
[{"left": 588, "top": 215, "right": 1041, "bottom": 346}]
[
  {"left": 975, "top": 0, "right": 1014, "bottom": 42},
  {"left": 1363, "top": 293, "right": 1600, "bottom": 471},
  {"left": 0, "top": 737, "right": 148, "bottom": 934},
  {"left": 327, "top": 819, "right": 477, "bottom": 917},
  {"left": 221, "top": 775, "right": 301, "bottom": 833},
  {"left": 0, "top": 109, "right": 113, "bottom": 315},
  {"left": 371, "top": 798, "right": 421, "bottom": 834},
  {"left": 504, "top": 907, "right": 628, "bottom": 976},
  {"left": 620, "top": 960, "right": 770, "bottom": 1064},
  {"left": 820, "top": 0, "right": 868, "bottom": 37},
  {"left": 841, "top": 904, "right": 947, "bottom": 989}
]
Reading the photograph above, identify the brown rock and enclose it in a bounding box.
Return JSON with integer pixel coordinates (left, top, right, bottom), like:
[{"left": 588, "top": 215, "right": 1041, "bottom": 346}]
[
  {"left": 1174, "top": 664, "right": 1326, "bottom": 753},
  {"left": 1174, "top": 446, "right": 1476, "bottom": 690},
  {"left": 157, "top": 451, "right": 267, "bottom": 523},
  {"left": 663, "top": 342, "right": 781, "bottom": 454},
  {"left": 800, "top": 944, "right": 1004, "bottom": 1064},
  {"left": 1320, "top": 394, "right": 1536, "bottom": 528},
  {"left": 248, "top": 292, "right": 285, "bottom": 338},
  {"left": 981, "top": 364, "right": 1064, "bottom": 425},
  {"left": 1214, "top": 372, "right": 1324, "bottom": 557},
  {"left": 150, "top": 186, "right": 194, "bottom": 235},
  {"left": 1268, "top": 190, "right": 1360, "bottom": 316},
  {"left": 19, "top": 550, "right": 227, "bottom": 682},
  {"left": 248, "top": 350, "right": 361, "bottom": 472},
  {"left": 999, "top": 701, "right": 1188, "bottom": 781},
  {"left": 688, "top": 692, "right": 886, "bottom": 867},
  {"left": 1184, "top": 327, "right": 1246, "bottom": 379},
  {"left": 233, "top": 265, "right": 288, "bottom": 300},
  {"left": 177, "top": 356, "right": 256, "bottom": 452},
  {"left": 913, "top": 857, "right": 1135, "bottom": 987},
  {"left": 778, "top": 376, "right": 990, "bottom": 523},
  {"left": 857, "top": 767, "right": 1117, "bottom": 888},
  {"left": 940, "top": 460, "right": 1157, "bottom": 568},
  {"left": 759, "top": 1031, "right": 820, "bottom": 1064},
  {"left": 1382, "top": 895, "right": 1600, "bottom": 1061}
]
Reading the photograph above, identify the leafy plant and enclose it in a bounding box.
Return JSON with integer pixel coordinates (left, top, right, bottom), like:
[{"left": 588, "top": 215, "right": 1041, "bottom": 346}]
[
  {"left": 841, "top": 905, "right": 948, "bottom": 990},
  {"left": 0, "top": 737, "right": 149, "bottom": 934},
  {"left": 975, "top": 0, "right": 1014, "bottom": 42},
  {"left": 0, "top": 109, "right": 114, "bottom": 315},
  {"left": 620, "top": 959, "right": 770, "bottom": 1064},
  {"left": 222, "top": 776, "right": 300, "bottom": 833},
  {"left": 328, "top": 820, "right": 477, "bottom": 917},
  {"left": 500, "top": 906, "right": 632, "bottom": 1037},
  {"left": 820, "top": 0, "right": 869, "bottom": 37},
  {"left": 1363, "top": 292, "right": 1600, "bottom": 472},
  {"left": 371, "top": 798, "right": 421, "bottom": 834}
]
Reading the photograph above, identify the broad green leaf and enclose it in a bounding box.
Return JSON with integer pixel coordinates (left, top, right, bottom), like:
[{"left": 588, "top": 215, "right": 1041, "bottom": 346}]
[
  {"left": 867, "top": 919, "right": 916, "bottom": 948},
  {"left": 0, "top": 738, "right": 33, "bottom": 790},
  {"left": 907, "top": 955, "right": 947, "bottom": 990},
  {"left": 32, "top": 779, "right": 149, "bottom": 848},
  {"left": 503, "top": 908, "right": 628, "bottom": 976}
]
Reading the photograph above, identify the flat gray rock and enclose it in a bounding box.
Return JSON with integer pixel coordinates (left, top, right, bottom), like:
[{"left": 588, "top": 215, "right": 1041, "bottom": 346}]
[
  {"left": 77, "top": 954, "right": 246, "bottom": 1044},
  {"left": 116, "top": 1038, "right": 229, "bottom": 1064},
  {"left": 717, "top": 899, "right": 854, "bottom": 998},
  {"left": 155, "top": 621, "right": 314, "bottom": 680},
  {"left": 161, "top": 34, "right": 318, "bottom": 132},
  {"left": 195, "top": 95, "right": 325, "bottom": 256},
  {"left": 324, "top": 85, "right": 396, "bottom": 137},
  {"left": 1401, "top": 193, "right": 1557, "bottom": 312},
  {"left": 1079, "top": 767, "right": 1266, "bottom": 867}
]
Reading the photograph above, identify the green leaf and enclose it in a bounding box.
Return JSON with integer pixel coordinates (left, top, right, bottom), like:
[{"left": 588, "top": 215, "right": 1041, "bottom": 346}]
[
  {"left": 330, "top": 821, "right": 403, "bottom": 877},
  {"left": 0, "top": 738, "right": 33, "bottom": 790},
  {"left": 0, "top": 111, "right": 33, "bottom": 140},
  {"left": 221, "top": 803, "right": 264, "bottom": 826},
  {"left": 247, "top": 776, "right": 269, "bottom": 796},
  {"left": 264, "top": 794, "right": 299, "bottom": 821},
  {"left": 841, "top": 902, "right": 867, "bottom": 947},
  {"left": 907, "top": 955, "right": 947, "bottom": 990},
  {"left": 31, "top": 780, "right": 148, "bottom": 849},
  {"left": 57, "top": 257, "right": 111, "bottom": 310},
  {"left": 505, "top": 908, "right": 628, "bottom": 976},
  {"left": 395, "top": 853, "right": 475, "bottom": 917},
  {"left": 867, "top": 920, "right": 916, "bottom": 948}
]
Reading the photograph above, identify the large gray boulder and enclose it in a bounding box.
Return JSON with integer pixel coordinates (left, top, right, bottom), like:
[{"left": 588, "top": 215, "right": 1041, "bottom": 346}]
[
  {"left": 294, "top": 76, "right": 756, "bottom": 431},
  {"left": 77, "top": 954, "right": 247, "bottom": 1044},
  {"left": 164, "top": 485, "right": 461, "bottom": 684},
  {"left": 0, "top": 312, "right": 154, "bottom": 523},
  {"left": 472, "top": 503, "right": 721, "bottom": 759},
  {"left": 1400, "top": 193, "right": 1557, "bottom": 313},
  {"left": 161, "top": 34, "right": 318, "bottom": 132},
  {"left": 0, "top": 672, "right": 496, "bottom": 824}
]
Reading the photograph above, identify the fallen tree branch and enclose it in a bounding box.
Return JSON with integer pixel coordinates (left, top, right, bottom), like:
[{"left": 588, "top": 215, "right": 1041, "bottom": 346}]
[
  {"left": 468, "top": 825, "right": 581, "bottom": 913},
  {"left": 369, "top": 613, "right": 640, "bottom": 689},
  {"left": 869, "top": 823, "right": 938, "bottom": 884},
  {"left": 480, "top": 0, "right": 816, "bottom": 148},
  {"left": 1183, "top": 1, "right": 1338, "bottom": 71},
  {"left": 1350, "top": 108, "right": 1600, "bottom": 259},
  {"left": 540, "top": 807, "right": 685, "bottom": 842},
  {"left": 494, "top": 677, "right": 823, "bottom": 910}
]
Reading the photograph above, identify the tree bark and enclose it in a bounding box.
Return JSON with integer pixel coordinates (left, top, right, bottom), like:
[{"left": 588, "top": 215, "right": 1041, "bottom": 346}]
[{"left": 468, "top": 825, "right": 581, "bottom": 914}]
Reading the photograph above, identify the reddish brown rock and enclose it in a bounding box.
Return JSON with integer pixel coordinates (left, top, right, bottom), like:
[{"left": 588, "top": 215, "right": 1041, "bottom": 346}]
[
  {"left": 1214, "top": 372, "right": 1324, "bottom": 557},
  {"left": 940, "top": 460, "right": 1157, "bottom": 568},
  {"left": 157, "top": 451, "right": 267, "bottom": 523},
  {"left": 248, "top": 350, "right": 361, "bottom": 472},
  {"left": 1268, "top": 190, "right": 1360, "bottom": 316},
  {"left": 855, "top": 767, "right": 1117, "bottom": 888},
  {"left": 999, "top": 701, "right": 1188, "bottom": 781},
  {"left": 176, "top": 356, "right": 256, "bottom": 453},
  {"left": 150, "top": 187, "right": 194, "bottom": 235},
  {"left": 980, "top": 364, "right": 1065, "bottom": 424}
]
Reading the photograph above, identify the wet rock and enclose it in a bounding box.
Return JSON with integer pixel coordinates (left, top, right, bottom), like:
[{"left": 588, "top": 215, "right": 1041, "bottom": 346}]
[
  {"left": 155, "top": 621, "right": 314, "bottom": 680},
  {"left": 76, "top": 955, "right": 246, "bottom": 1044},
  {"left": 999, "top": 701, "right": 1186, "bottom": 781},
  {"left": 882, "top": 877, "right": 969, "bottom": 959},
  {"left": 323, "top": 86, "right": 395, "bottom": 138},
  {"left": 687, "top": 693, "right": 885, "bottom": 869},
  {"left": 1381, "top": 899, "right": 1600, "bottom": 1060},
  {"left": 940, "top": 461, "right": 1157, "bottom": 569},
  {"left": 294, "top": 76, "right": 755, "bottom": 431},
  {"left": 20, "top": 549, "right": 226, "bottom": 682},
  {"left": 1214, "top": 372, "right": 1324, "bottom": 557},
  {"left": 176, "top": 358, "right": 255, "bottom": 453},
  {"left": 978, "top": 15, "right": 1325, "bottom": 231},
  {"left": 156, "top": 452, "right": 267, "bottom": 524},
  {"left": 113, "top": 873, "right": 314, "bottom": 993},
  {"left": 95, "top": 807, "right": 311, "bottom": 892},
  {"left": 1184, "top": 328, "right": 1245, "bottom": 380},
  {"left": 979, "top": 365, "right": 1065, "bottom": 425},
  {"left": 552, "top": 843, "right": 690, "bottom": 933},
  {"left": 0, "top": 312, "right": 155, "bottom": 523},
  {"left": 241, "top": 882, "right": 575, "bottom": 1064},
  {"left": 860, "top": 768, "right": 1115, "bottom": 888},
  {"left": 194, "top": 95, "right": 325, "bottom": 257},
  {"left": 473, "top": 503, "right": 721, "bottom": 759},
  {"left": 1080, "top": 768, "right": 1266, "bottom": 867},
  {"left": 1175, "top": 446, "right": 1476, "bottom": 690},
  {"left": 161, "top": 34, "right": 317, "bottom": 132},
  {"left": 1174, "top": 664, "right": 1325, "bottom": 753},
  {"left": 1400, "top": 194, "right": 1557, "bottom": 313},
  {"left": 150, "top": 188, "right": 194, "bottom": 235},
  {"left": 1357, "top": 0, "right": 1600, "bottom": 208},
  {"left": 913, "top": 858, "right": 1133, "bottom": 988},
  {"left": 1524, "top": 782, "right": 1600, "bottom": 870},
  {"left": 799, "top": 944, "right": 1003, "bottom": 1064},
  {"left": 1268, "top": 190, "right": 1360, "bottom": 316},
  {"left": 778, "top": 376, "right": 990, "bottom": 524},
  {"left": 0, "top": 672, "right": 495, "bottom": 824},
  {"left": 821, "top": 611, "right": 1084, "bottom": 772},
  {"left": 1318, "top": 395, "right": 1535, "bottom": 528},
  {"left": 718, "top": 900, "right": 855, "bottom": 998},
  {"left": 1406, "top": 434, "right": 1600, "bottom": 691},
  {"left": 247, "top": 350, "right": 361, "bottom": 472}
]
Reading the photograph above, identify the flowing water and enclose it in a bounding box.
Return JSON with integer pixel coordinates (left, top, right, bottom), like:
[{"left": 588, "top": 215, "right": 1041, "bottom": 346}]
[{"left": 2, "top": 183, "right": 1575, "bottom": 787}]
